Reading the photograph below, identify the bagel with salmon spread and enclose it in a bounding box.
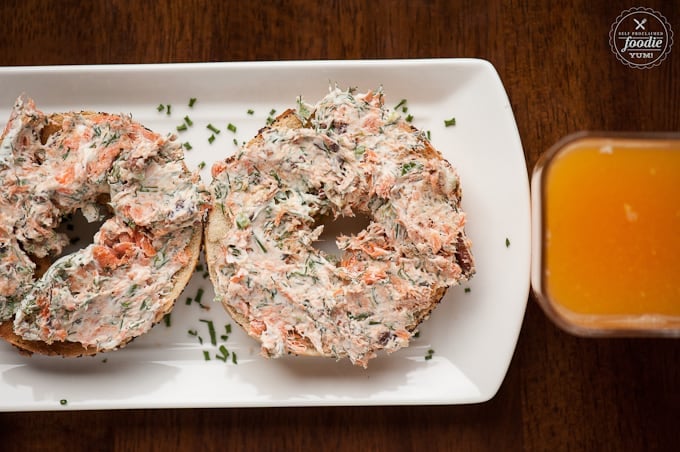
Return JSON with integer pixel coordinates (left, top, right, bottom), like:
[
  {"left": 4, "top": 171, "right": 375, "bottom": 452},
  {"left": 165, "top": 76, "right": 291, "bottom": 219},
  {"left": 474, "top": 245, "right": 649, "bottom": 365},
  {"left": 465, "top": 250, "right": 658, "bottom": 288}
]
[
  {"left": 206, "top": 87, "right": 475, "bottom": 367},
  {"left": 0, "top": 96, "right": 209, "bottom": 356}
]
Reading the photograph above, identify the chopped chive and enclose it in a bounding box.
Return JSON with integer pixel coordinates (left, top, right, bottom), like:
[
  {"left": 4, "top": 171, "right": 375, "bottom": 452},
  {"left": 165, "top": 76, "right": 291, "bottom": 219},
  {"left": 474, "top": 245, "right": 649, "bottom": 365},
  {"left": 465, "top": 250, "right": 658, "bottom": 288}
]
[
  {"left": 426, "top": 130, "right": 431, "bottom": 141},
  {"left": 386, "top": 111, "right": 400, "bottom": 124},
  {"left": 207, "top": 123, "right": 220, "bottom": 134},
  {"left": 233, "top": 138, "right": 238, "bottom": 145},
  {"left": 202, "top": 350, "right": 210, "bottom": 361},
  {"left": 235, "top": 213, "right": 250, "bottom": 229},
  {"left": 101, "top": 358, "right": 108, "bottom": 363},
  {"left": 297, "top": 97, "right": 311, "bottom": 120},
  {"left": 216, "top": 345, "right": 230, "bottom": 362},
  {"left": 189, "top": 97, "right": 197, "bottom": 107},
  {"left": 176, "top": 123, "right": 188, "bottom": 132},
  {"left": 156, "top": 104, "right": 165, "bottom": 112},
  {"left": 198, "top": 161, "right": 206, "bottom": 170},
  {"left": 208, "top": 134, "right": 216, "bottom": 144},
  {"left": 202, "top": 272, "right": 209, "bottom": 279},
  {"left": 254, "top": 235, "right": 268, "bottom": 253},
  {"left": 265, "top": 108, "right": 277, "bottom": 126},
  {"left": 184, "top": 115, "right": 194, "bottom": 126},
  {"left": 413, "top": 331, "right": 420, "bottom": 338},
  {"left": 270, "top": 171, "right": 282, "bottom": 187},
  {"left": 220, "top": 335, "right": 229, "bottom": 341},
  {"left": 401, "top": 161, "right": 419, "bottom": 175},
  {"left": 163, "top": 313, "right": 171, "bottom": 327},
  {"left": 183, "top": 142, "right": 193, "bottom": 150},
  {"left": 225, "top": 324, "right": 232, "bottom": 334},
  {"left": 247, "top": 109, "right": 254, "bottom": 115},
  {"left": 188, "top": 329, "right": 198, "bottom": 336},
  {"left": 505, "top": 237, "right": 511, "bottom": 247},
  {"left": 402, "top": 106, "right": 408, "bottom": 113},
  {"left": 405, "top": 114, "right": 414, "bottom": 122},
  {"left": 166, "top": 104, "right": 172, "bottom": 115},
  {"left": 185, "top": 297, "right": 192, "bottom": 305},
  {"left": 59, "top": 399, "right": 68, "bottom": 406},
  {"left": 394, "top": 99, "right": 407, "bottom": 110},
  {"left": 464, "top": 287, "right": 471, "bottom": 293},
  {"left": 198, "top": 336, "right": 204, "bottom": 345},
  {"left": 200, "top": 319, "right": 217, "bottom": 345},
  {"left": 196, "top": 264, "right": 204, "bottom": 272},
  {"left": 232, "top": 352, "right": 238, "bottom": 364},
  {"left": 425, "top": 349, "right": 435, "bottom": 360},
  {"left": 227, "top": 123, "right": 237, "bottom": 133},
  {"left": 195, "top": 288, "right": 205, "bottom": 303},
  {"left": 444, "top": 117, "right": 456, "bottom": 127}
]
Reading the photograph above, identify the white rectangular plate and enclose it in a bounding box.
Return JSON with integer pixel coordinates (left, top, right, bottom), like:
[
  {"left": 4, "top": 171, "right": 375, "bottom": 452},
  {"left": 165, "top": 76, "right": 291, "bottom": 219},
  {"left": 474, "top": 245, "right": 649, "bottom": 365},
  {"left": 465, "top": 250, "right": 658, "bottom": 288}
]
[{"left": 0, "top": 59, "right": 530, "bottom": 411}]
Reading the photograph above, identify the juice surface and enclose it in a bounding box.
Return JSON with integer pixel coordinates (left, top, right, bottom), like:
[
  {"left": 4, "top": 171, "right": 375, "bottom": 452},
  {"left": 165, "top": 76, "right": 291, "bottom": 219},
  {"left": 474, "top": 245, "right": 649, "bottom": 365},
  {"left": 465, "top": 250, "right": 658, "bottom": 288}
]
[{"left": 544, "top": 138, "right": 680, "bottom": 317}]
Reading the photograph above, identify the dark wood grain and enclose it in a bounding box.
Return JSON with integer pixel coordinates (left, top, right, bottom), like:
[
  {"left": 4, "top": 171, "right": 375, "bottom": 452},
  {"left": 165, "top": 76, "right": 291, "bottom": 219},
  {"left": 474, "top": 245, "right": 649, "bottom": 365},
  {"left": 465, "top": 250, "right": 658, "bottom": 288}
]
[{"left": 1, "top": 0, "right": 679, "bottom": 450}]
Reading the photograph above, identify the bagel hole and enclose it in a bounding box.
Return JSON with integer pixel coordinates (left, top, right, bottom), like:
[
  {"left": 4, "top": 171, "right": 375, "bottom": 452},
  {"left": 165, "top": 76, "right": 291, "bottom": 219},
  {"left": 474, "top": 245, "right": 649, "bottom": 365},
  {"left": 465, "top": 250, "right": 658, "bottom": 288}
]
[
  {"left": 311, "top": 212, "right": 372, "bottom": 259},
  {"left": 20, "top": 207, "right": 111, "bottom": 279},
  {"left": 55, "top": 205, "right": 112, "bottom": 262}
]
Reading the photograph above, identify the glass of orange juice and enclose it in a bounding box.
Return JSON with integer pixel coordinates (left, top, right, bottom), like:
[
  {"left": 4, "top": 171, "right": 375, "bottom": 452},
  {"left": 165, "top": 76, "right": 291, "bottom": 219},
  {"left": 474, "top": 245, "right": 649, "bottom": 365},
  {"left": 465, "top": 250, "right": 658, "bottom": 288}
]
[{"left": 531, "top": 132, "right": 680, "bottom": 336}]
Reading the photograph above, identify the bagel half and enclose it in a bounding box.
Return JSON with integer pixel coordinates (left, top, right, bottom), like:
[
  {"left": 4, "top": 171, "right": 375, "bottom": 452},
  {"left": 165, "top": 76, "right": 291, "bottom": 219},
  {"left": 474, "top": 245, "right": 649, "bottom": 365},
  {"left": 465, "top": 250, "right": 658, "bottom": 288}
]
[
  {"left": 0, "top": 98, "right": 207, "bottom": 356},
  {"left": 206, "top": 88, "right": 475, "bottom": 367}
]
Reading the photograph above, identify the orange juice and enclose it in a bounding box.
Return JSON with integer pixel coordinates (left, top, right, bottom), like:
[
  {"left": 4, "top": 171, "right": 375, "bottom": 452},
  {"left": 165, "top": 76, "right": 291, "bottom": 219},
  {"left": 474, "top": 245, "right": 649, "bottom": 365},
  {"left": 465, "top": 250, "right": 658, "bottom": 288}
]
[{"left": 533, "top": 134, "right": 680, "bottom": 334}]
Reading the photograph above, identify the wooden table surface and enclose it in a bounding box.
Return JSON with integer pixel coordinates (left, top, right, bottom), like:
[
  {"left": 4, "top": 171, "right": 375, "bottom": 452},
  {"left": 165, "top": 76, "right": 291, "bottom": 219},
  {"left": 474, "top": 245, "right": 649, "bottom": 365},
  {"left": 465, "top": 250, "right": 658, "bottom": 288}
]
[{"left": 1, "top": 1, "right": 678, "bottom": 450}]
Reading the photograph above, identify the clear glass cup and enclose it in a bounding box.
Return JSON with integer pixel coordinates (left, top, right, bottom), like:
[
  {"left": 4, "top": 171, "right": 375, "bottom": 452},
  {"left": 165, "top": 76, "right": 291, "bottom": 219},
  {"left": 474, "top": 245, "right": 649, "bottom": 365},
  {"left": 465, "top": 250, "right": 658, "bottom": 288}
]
[{"left": 531, "top": 132, "right": 680, "bottom": 337}]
